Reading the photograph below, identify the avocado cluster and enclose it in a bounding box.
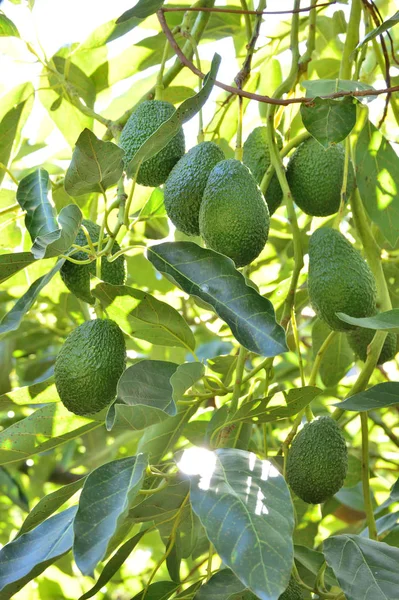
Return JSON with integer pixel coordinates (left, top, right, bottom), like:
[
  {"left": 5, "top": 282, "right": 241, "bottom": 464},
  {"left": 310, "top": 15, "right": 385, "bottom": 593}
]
[
  {"left": 286, "top": 416, "right": 348, "bottom": 504},
  {"left": 287, "top": 137, "right": 355, "bottom": 216},
  {"left": 55, "top": 318, "right": 126, "bottom": 416},
  {"left": 60, "top": 219, "right": 126, "bottom": 305}
]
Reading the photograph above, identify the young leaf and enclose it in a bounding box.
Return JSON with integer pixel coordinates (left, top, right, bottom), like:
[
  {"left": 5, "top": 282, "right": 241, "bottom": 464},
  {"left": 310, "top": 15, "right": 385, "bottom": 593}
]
[
  {"left": 324, "top": 534, "right": 399, "bottom": 600},
  {"left": 16, "top": 169, "right": 58, "bottom": 243},
  {"left": 0, "top": 12, "right": 20, "bottom": 37},
  {"left": 334, "top": 382, "right": 399, "bottom": 411},
  {"left": 93, "top": 283, "right": 196, "bottom": 350},
  {"left": 336, "top": 309, "right": 399, "bottom": 333},
  {"left": 64, "top": 129, "right": 124, "bottom": 196},
  {"left": 300, "top": 96, "right": 356, "bottom": 147},
  {"left": 188, "top": 448, "right": 295, "bottom": 600},
  {"left": 356, "top": 120, "right": 399, "bottom": 247},
  {"left": 0, "top": 252, "right": 35, "bottom": 285},
  {"left": 125, "top": 53, "right": 221, "bottom": 177},
  {"left": 147, "top": 242, "right": 287, "bottom": 357},
  {"left": 117, "top": 1, "right": 165, "bottom": 23},
  {"left": 0, "top": 506, "right": 77, "bottom": 593},
  {"left": 73, "top": 454, "right": 148, "bottom": 576},
  {"left": 357, "top": 11, "right": 399, "bottom": 49}
]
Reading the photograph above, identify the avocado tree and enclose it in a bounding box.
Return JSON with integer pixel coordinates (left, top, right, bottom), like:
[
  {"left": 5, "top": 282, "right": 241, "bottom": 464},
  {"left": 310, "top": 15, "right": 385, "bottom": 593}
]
[{"left": 0, "top": 0, "right": 399, "bottom": 598}]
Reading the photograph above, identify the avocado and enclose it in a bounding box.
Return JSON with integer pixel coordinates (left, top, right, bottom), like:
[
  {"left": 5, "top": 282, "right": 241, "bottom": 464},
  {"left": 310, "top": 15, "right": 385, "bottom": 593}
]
[
  {"left": 119, "top": 100, "right": 185, "bottom": 186},
  {"left": 279, "top": 577, "right": 303, "bottom": 600},
  {"left": 347, "top": 327, "right": 397, "bottom": 364},
  {"left": 286, "top": 137, "right": 355, "bottom": 216},
  {"left": 60, "top": 219, "right": 125, "bottom": 305},
  {"left": 243, "top": 126, "right": 283, "bottom": 215},
  {"left": 199, "top": 159, "right": 270, "bottom": 267},
  {"left": 55, "top": 319, "right": 126, "bottom": 415},
  {"left": 308, "top": 228, "right": 377, "bottom": 331},
  {"left": 164, "top": 141, "right": 225, "bottom": 236},
  {"left": 286, "top": 416, "right": 348, "bottom": 504}
]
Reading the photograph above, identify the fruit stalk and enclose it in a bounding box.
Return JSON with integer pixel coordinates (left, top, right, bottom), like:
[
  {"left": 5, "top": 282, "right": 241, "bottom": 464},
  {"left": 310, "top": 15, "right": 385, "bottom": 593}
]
[
  {"left": 339, "top": 0, "right": 362, "bottom": 80},
  {"left": 361, "top": 412, "right": 378, "bottom": 540}
]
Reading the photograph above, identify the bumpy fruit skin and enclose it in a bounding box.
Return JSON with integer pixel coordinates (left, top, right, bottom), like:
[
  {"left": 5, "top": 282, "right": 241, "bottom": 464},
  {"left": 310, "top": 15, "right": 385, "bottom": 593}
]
[
  {"left": 243, "top": 126, "right": 283, "bottom": 215},
  {"left": 60, "top": 219, "right": 125, "bottom": 305},
  {"left": 308, "top": 228, "right": 377, "bottom": 331},
  {"left": 286, "top": 137, "right": 355, "bottom": 217},
  {"left": 347, "top": 327, "right": 397, "bottom": 364},
  {"left": 286, "top": 416, "right": 348, "bottom": 504},
  {"left": 278, "top": 577, "right": 303, "bottom": 600},
  {"left": 119, "top": 100, "right": 185, "bottom": 186},
  {"left": 199, "top": 159, "right": 270, "bottom": 267},
  {"left": 55, "top": 319, "right": 126, "bottom": 416},
  {"left": 164, "top": 141, "right": 225, "bottom": 236}
]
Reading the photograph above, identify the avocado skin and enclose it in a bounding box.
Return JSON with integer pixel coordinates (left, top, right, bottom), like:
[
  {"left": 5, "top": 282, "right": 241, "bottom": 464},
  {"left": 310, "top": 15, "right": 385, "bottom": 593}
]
[
  {"left": 199, "top": 159, "right": 270, "bottom": 267},
  {"left": 119, "top": 100, "right": 185, "bottom": 186},
  {"left": 278, "top": 577, "right": 303, "bottom": 600},
  {"left": 347, "top": 328, "right": 397, "bottom": 364},
  {"left": 60, "top": 219, "right": 125, "bottom": 305},
  {"left": 286, "top": 137, "right": 355, "bottom": 216},
  {"left": 164, "top": 141, "right": 225, "bottom": 236},
  {"left": 308, "top": 228, "right": 377, "bottom": 331},
  {"left": 243, "top": 126, "right": 283, "bottom": 215},
  {"left": 286, "top": 416, "right": 348, "bottom": 504},
  {"left": 55, "top": 319, "right": 126, "bottom": 416}
]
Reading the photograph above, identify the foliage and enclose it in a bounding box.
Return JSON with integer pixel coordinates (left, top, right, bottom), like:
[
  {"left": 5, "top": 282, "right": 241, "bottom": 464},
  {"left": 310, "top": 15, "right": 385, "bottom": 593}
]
[{"left": 0, "top": 1, "right": 399, "bottom": 599}]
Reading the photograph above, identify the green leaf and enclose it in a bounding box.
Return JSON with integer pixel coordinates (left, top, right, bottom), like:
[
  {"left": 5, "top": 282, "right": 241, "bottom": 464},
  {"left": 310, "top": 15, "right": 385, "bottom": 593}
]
[
  {"left": 126, "top": 54, "right": 221, "bottom": 177},
  {"left": 73, "top": 454, "right": 147, "bottom": 576},
  {"left": 147, "top": 242, "right": 287, "bottom": 357},
  {"left": 32, "top": 204, "right": 83, "bottom": 259},
  {"left": 64, "top": 129, "right": 124, "bottom": 196},
  {"left": 294, "top": 545, "right": 338, "bottom": 588},
  {"left": 357, "top": 11, "right": 399, "bottom": 48},
  {"left": 0, "top": 403, "right": 102, "bottom": 465},
  {"left": 0, "top": 506, "right": 77, "bottom": 593},
  {"left": 302, "top": 79, "right": 374, "bottom": 101},
  {"left": 0, "top": 381, "right": 56, "bottom": 408},
  {"left": 19, "top": 477, "right": 85, "bottom": 536},
  {"left": 356, "top": 120, "right": 399, "bottom": 247},
  {"left": 0, "top": 12, "right": 19, "bottom": 36},
  {"left": 312, "top": 320, "right": 353, "bottom": 387},
  {"left": 324, "top": 534, "right": 399, "bottom": 600},
  {"left": 0, "top": 258, "right": 65, "bottom": 338},
  {"left": 300, "top": 96, "right": 356, "bottom": 147},
  {"left": 195, "top": 569, "right": 253, "bottom": 600},
  {"left": 334, "top": 382, "right": 399, "bottom": 411},
  {"left": 93, "top": 283, "right": 196, "bottom": 351},
  {"left": 337, "top": 309, "right": 399, "bottom": 333},
  {"left": 137, "top": 407, "right": 196, "bottom": 463},
  {"left": 130, "top": 582, "right": 178, "bottom": 600},
  {"left": 188, "top": 448, "right": 295, "bottom": 600},
  {"left": 108, "top": 360, "right": 178, "bottom": 431},
  {"left": 16, "top": 169, "right": 58, "bottom": 243},
  {"left": 49, "top": 56, "right": 96, "bottom": 109},
  {"left": 0, "top": 97, "right": 32, "bottom": 187},
  {"left": 116, "top": 0, "right": 164, "bottom": 22},
  {"left": 129, "top": 479, "right": 189, "bottom": 524},
  {"left": 0, "top": 467, "right": 29, "bottom": 511},
  {"left": 171, "top": 362, "right": 205, "bottom": 402},
  {"left": 0, "top": 252, "right": 35, "bottom": 284},
  {"left": 78, "top": 530, "right": 148, "bottom": 600}
]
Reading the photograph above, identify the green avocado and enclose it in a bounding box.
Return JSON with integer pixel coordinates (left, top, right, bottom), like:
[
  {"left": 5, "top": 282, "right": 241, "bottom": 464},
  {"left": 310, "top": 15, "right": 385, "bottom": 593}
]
[
  {"left": 60, "top": 219, "right": 125, "bottom": 305},
  {"left": 243, "top": 126, "right": 283, "bottom": 215},
  {"left": 308, "top": 228, "right": 377, "bottom": 331},
  {"left": 286, "top": 416, "right": 348, "bottom": 504},
  {"left": 347, "top": 327, "right": 397, "bottom": 365},
  {"left": 55, "top": 319, "right": 126, "bottom": 415},
  {"left": 199, "top": 159, "right": 270, "bottom": 267},
  {"left": 279, "top": 577, "right": 303, "bottom": 600},
  {"left": 286, "top": 137, "right": 355, "bottom": 216},
  {"left": 119, "top": 100, "right": 185, "bottom": 186},
  {"left": 164, "top": 141, "right": 225, "bottom": 236}
]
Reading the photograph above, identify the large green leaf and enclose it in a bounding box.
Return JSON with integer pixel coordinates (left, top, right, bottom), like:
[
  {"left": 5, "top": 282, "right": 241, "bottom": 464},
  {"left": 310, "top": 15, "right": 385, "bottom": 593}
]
[
  {"left": 116, "top": 0, "right": 164, "bottom": 22},
  {"left": 356, "top": 120, "right": 399, "bottom": 247},
  {"left": 93, "top": 283, "right": 196, "bottom": 351},
  {"left": 337, "top": 309, "right": 399, "bottom": 333},
  {"left": 129, "top": 479, "right": 190, "bottom": 524},
  {"left": 312, "top": 319, "right": 353, "bottom": 387},
  {"left": 0, "top": 252, "right": 35, "bottom": 284},
  {"left": 32, "top": 204, "right": 83, "bottom": 259},
  {"left": 130, "top": 582, "right": 178, "bottom": 600},
  {"left": 357, "top": 11, "right": 399, "bottom": 48},
  {"left": 126, "top": 53, "right": 221, "bottom": 177},
  {"left": 188, "top": 448, "right": 295, "bottom": 600},
  {"left": 0, "top": 258, "right": 65, "bottom": 338},
  {"left": 49, "top": 56, "right": 96, "bottom": 109},
  {"left": 302, "top": 79, "right": 374, "bottom": 101},
  {"left": 335, "top": 382, "right": 399, "bottom": 411},
  {"left": 0, "top": 403, "right": 102, "bottom": 465},
  {"left": 16, "top": 169, "right": 58, "bottom": 243},
  {"left": 147, "top": 242, "right": 287, "bottom": 357},
  {"left": 0, "top": 96, "right": 32, "bottom": 187},
  {"left": 0, "top": 12, "right": 19, "bottom": 37},
  {"left": 73, "top": 454, "right": 147, "bottom": 576},
  {"left": 171, "top": 362, "right": 205, "bottom": 402},
  {"left": 137, "top": 407, "right": 196, "bottom": 463},
  {"left": 300, "top": 96, "right": 356, "bottom": 148},
  {"left": 195, "top": 569, "right": 255, "bottom": 599},
  {"left": 64, "top": 129, "right": 124, "bottom": 196},
  {"left": 0, "top": 506, "right": 77, "bottom": 594},
  {"left": 324, "top": 534, "right": 399, "bottom": 600}
]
